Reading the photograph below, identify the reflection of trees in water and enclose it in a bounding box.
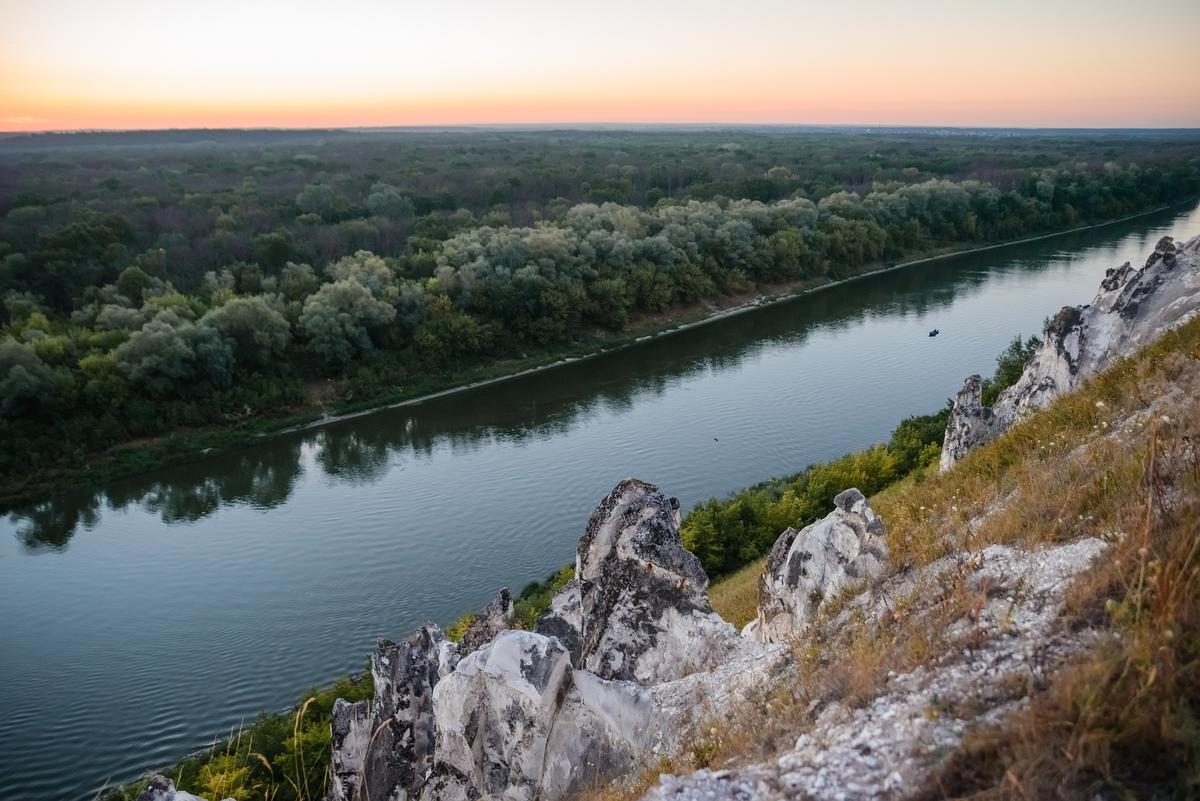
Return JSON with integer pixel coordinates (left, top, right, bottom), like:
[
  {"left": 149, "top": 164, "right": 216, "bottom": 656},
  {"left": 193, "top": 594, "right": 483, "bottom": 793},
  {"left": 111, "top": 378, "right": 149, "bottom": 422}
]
[
  {"left": 8, "top": 442, "right": 305, "bottom": 549},
  {"left": 315, "top": 428, "right": 393, "bottom": 484},
  {"left": 4, "top": 228, "right": 1135, "bottom": 551},
  {"left": 11, "top": 495, "right": 102, "bottom": 550}
]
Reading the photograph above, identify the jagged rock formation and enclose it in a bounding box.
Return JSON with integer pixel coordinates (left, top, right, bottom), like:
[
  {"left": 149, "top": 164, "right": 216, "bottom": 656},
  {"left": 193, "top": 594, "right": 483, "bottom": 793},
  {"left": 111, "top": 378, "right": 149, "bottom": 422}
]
[
  {"left": 153, "top": 479, "right": 881, "bottom": 801},
  {"left": 941, "top": 234, "right": 1200, "bottom": 470},
  {"left": 576, "top": 479, "right": 738, "bottom": 684},
  {"left": 744, "top": 488, "right": 889, "bottom": 643},
  {"left": 326, "top": 478, "right": 751, "bottom": 801},
  {"left": 427, "top": 630, "right": 574, "bottom": 801},
  {"left": 329, "top": 699, "right": 371, "bottom": 801},
  {"left": 328, "top": 623, "right": 454, "bottom": 801},
  {"left": 937, "top": 375, "right": 996, "bottom": 473},
  {"left": 371, "top": 626, "right": 449, "bottom": 799}
]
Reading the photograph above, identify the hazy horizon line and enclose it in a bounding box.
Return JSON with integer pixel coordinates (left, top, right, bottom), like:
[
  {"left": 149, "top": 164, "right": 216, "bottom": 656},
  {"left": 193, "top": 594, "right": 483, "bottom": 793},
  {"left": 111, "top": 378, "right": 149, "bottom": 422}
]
[{"left": 6, "top": 121, "right": 1200, "bottom": 137}]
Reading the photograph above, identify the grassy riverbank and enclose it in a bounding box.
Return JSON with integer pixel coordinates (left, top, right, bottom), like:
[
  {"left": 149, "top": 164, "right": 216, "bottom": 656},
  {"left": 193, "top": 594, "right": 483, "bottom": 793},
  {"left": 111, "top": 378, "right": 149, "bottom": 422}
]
[{"left": 3, "top": 204, "right": 1183, "bottom": 510}]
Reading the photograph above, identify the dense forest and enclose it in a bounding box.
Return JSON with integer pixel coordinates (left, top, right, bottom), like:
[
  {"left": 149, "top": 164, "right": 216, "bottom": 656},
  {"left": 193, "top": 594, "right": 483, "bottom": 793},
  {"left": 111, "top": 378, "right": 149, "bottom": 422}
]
[{"left": 3, "top": 128, "right": 1199, "bottom": 496}]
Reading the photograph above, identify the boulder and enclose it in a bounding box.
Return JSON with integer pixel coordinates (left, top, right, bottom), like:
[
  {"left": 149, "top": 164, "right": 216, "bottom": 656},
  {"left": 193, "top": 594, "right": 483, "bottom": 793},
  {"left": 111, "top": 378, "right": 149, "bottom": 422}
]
[
  {"left": 576, "top": 479, "right": 737, "bottom": 684},
  {"left": 941, "top": 234, "right": 1200, "bottom": 470},
  {"left": 746, "top": 488, "right": 888, "bottom": 643}
]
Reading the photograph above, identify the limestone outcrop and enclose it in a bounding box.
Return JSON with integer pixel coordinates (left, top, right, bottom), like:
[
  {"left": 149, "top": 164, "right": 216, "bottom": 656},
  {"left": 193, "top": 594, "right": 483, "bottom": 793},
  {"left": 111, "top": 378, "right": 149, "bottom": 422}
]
[
  {"left": 166, "top": 480, "right": 886, "bottom": 801},
  {"left": 532, "top": 577, "right": 583, "bottom": 665},
  {"left": 455, "top": 587, "right": 514, "bottom": 656},
  {"left": 427, "top": 630, "right": 574, "bottom": 801},
  {"left": 937, "top": 374, "right": 998, "bottom": 473},
  {"left": 576, "top": 479, "right": 737, "bottom": 684},
  {"left": 941, "top": 234, "right": 1200, "bottom": 470},
  {"left": 328, "top": 699, "right": 371, "bottom": 801},
  {"left": 641, "top": 536, "right": 1112, "bottom": 801},
  {"left": 330, "top": 624, "right": 449, "bottom": 801},
  {"left": 325, "top": 478, "right": 748, "bottom": 801},
  {"left": 744, "top": 488, "right": 889, "bottom": 643}
]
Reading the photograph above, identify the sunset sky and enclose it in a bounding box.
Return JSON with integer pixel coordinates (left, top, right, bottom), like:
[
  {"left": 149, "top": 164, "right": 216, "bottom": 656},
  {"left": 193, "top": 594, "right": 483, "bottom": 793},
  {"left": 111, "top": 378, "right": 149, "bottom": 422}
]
[{"left": 2, "top": 0, "right": 1199, "bottom": 132}]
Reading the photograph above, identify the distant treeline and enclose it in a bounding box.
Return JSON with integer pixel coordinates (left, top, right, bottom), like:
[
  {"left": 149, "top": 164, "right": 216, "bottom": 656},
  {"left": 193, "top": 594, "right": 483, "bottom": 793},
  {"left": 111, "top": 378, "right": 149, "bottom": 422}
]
[{"left": 2, "top": 130, "right": 1198, "bottom": 487}]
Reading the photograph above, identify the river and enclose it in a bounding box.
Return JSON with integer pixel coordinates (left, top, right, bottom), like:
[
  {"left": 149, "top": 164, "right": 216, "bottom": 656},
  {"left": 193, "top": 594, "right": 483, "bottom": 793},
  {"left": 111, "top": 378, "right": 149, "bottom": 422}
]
[{"left": 2, "top": 202, "right": 1198, "bottom": 801}]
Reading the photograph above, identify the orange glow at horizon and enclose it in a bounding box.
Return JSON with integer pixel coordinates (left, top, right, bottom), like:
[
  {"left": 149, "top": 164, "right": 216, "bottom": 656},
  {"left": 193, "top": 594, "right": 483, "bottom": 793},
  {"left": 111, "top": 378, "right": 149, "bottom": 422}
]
[{"left": 2, "top": 0, "right": 1199, "bottom": 132}]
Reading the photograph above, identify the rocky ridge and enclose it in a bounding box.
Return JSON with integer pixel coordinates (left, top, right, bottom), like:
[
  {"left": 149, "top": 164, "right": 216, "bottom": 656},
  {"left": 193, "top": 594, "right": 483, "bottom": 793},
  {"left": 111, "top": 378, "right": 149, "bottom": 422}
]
[{"left": 940, "top": 233, "right": 1200, "bottom": 470}]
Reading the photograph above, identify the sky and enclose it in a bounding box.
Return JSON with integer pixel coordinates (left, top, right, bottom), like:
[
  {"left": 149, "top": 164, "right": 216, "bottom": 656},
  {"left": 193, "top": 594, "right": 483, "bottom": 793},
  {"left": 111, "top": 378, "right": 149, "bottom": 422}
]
[{"left": 2, "top": 0, "right": 1199, "bottom": 132}]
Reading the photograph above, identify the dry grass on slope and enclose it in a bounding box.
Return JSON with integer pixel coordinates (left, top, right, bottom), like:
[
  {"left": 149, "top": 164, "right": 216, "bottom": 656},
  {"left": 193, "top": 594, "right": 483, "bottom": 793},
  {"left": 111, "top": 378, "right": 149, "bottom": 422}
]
[
  {"left": 708, "top": 557, "right": 766, "bottom": 629},
  {"left": 891, "top": 320, "right": 1200, "bottom": 798},
  {"left": 602, "top": 317, "right": 1200, "bottom": 801}
]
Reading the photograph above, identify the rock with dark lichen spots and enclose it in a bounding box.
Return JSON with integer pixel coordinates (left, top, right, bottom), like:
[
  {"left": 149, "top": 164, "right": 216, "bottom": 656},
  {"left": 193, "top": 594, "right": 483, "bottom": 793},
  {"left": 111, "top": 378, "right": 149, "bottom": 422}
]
[
  {"left": 745, "top": 488, "right": 888, "bottom": 643},
  {"left": 938, "top": 374, "right": 1000, "bottom": 473},
  {"left": 534, "top": 578, "right": 583, "bottom": 665},
  {"left": 329, "top": 625, "right": 448, "bottom": 801},
  {"left": 941, "top": 234, "right": 1200, "bottom": 471},
  {"left": 576, "top": 479, "right": 737, "bottom": 684},
  {"left": 427, "top": 630, "right": 573, "bottom": 801},
  {"left": 456, "top": 586, "right": 514, "bottom": 657},
  {"left": 329, "top": 699, "right": 370, "bottom": 801}
]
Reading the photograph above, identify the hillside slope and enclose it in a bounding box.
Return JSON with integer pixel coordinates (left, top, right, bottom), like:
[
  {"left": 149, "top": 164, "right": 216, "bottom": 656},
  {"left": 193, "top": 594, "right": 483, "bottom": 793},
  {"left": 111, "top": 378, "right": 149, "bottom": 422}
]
[{"left": 642, "top": 288, "right": 1200, "bottom": 801}]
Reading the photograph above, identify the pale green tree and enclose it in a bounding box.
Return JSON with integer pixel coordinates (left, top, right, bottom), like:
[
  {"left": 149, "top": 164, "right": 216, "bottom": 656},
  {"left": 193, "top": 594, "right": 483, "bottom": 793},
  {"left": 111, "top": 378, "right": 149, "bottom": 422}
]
[{"left": 299, "top": 279, "right": 396, "bottom": 368}]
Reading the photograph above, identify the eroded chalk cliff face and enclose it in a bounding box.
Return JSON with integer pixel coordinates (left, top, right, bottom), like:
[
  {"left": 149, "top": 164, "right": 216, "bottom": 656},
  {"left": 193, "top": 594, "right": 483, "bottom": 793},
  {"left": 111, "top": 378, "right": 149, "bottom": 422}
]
[{"left": 940, "top": 234, "right": 1200, "bottom": 470}]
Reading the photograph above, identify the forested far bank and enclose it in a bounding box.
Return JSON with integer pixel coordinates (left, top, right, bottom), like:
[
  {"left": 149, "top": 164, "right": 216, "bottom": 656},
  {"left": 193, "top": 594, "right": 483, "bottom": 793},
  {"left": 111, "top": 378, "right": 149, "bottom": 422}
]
[{"left": 2, "top": 130, "right": 1199, "bottom": 492}]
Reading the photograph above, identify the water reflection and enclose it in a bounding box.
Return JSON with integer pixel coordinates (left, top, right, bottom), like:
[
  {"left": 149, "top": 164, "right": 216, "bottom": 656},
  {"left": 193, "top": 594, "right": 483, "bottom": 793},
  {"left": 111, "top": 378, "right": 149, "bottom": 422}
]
[{"left": 2, "top": 218, "right": 1171, "bottom": 550}]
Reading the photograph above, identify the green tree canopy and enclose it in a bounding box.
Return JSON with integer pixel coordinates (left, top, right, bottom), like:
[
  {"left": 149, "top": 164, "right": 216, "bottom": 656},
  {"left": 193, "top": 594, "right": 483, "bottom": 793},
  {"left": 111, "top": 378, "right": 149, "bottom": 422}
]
[
  {"left": 116, "top": 310, "right": 234, "bottom": 397},
  {"left": 299, "top": 279, "right": 396, "bottom": 368},
  {"left": 200, "top": 296, "right": 291, "bottom": 369}
]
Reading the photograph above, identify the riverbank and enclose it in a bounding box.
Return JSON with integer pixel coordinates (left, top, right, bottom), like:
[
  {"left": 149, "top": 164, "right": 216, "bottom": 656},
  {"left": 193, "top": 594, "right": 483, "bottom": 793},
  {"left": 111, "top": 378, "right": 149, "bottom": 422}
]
[{"left": 2, "top": 202, "right": 1186, "bottom": 510}]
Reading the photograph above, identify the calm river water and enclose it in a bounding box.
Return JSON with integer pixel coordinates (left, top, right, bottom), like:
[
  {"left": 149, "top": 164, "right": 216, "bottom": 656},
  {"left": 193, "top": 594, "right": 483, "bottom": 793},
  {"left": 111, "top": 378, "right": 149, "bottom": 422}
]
[{"left": 3, "top": 202, "right": 1199, "bottom": 801}]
